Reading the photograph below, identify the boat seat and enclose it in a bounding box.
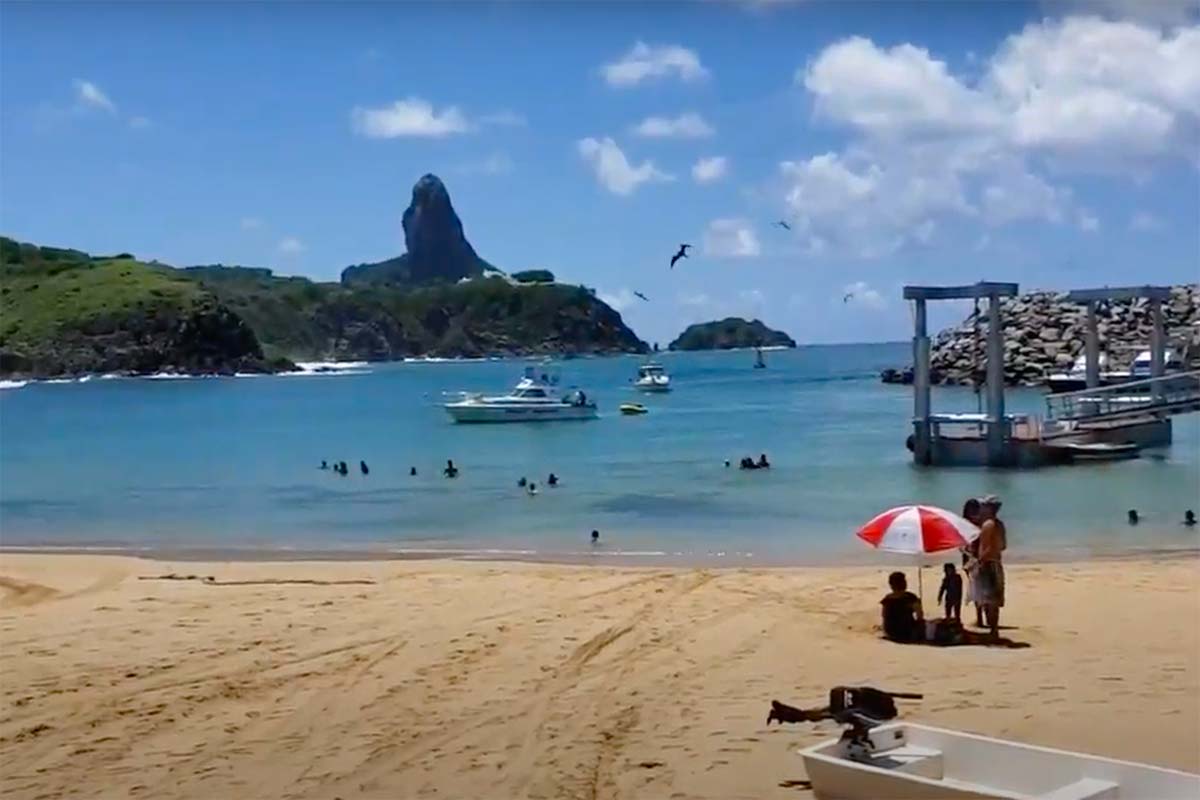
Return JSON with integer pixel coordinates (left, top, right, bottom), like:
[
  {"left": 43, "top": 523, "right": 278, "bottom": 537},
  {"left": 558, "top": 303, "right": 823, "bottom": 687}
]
[
  {"left": 866, "top": 744, "right": 944, "bottom": 780},
  {"left": 1037, "top": 778, "right": 1119, "bottom": 800}
]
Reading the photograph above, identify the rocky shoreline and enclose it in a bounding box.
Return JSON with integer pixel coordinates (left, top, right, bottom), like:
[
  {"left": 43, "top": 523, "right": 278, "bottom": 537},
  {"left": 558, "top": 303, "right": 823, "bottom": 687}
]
[{"left": 882, "top": 284, "right": 1199, "bottom": 386}]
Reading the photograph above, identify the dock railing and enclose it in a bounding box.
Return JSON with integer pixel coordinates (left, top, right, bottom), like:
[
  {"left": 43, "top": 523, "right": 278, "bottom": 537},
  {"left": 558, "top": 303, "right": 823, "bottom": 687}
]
[{"left": 1044, "top": 371, "right": 1200, "bottom": 423}]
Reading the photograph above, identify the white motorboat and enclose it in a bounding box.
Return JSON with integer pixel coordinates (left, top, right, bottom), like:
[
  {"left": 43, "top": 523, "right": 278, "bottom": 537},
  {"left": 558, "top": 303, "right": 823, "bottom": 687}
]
[
  {"left": 800, "top": 721, "right": 1200, "bottom": 800},
  {"left": 443, "top": 366, "right": 597, "bottom": 423},
  {"left": 1043, "top": 354, "right": 1130, "bottom": 394},
  {"left": 633, "top": 362, "right": 671, "bottom": 393}
]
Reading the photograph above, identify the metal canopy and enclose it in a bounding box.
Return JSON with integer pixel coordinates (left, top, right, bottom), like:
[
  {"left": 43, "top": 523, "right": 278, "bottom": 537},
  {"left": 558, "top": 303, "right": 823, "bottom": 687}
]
[
  {"left": 903, "top": 282, "right": 1019, "bottom": 301},
  {"left": 1065, "top": 286, "right": 1171, "bottom": 303}
]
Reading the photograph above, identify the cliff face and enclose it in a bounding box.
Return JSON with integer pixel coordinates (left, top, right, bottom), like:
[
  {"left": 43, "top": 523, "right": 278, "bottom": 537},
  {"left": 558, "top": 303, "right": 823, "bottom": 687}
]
[
  {"left": 340, "top": 174, "right": 493, "bottom": 287},
  {"left": 668, "top": 318, "right": 796, "bottom": 351},
  {"left": 922, "top": 285, "right": 1199, "bottom": 386}
]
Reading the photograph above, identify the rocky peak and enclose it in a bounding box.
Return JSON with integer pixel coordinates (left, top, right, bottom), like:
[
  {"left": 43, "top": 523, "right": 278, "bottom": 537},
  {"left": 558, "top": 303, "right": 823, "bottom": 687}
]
[{"left": 341, "top": 173, "right": 490, "bottom": 287}]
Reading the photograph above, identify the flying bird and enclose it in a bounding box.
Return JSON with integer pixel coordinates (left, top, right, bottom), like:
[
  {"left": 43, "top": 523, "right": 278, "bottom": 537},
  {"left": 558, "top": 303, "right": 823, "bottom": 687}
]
[
  {"left": 634, "top": 291, "right": 649, "bottom": 302},
  {"left": 843, "top": 291, "right": 855, "bottom": 303},
  {"left": 774, "top": 220, "right": 791, "bottom": 231},
  {"left": 670, "top": 244, "right": 692, "bottom": 269}
]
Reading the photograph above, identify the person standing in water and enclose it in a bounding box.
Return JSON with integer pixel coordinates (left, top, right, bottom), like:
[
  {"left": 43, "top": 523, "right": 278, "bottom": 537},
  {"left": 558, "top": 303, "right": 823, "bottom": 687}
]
[
  {"left": 360, "top": 460, "right": 369, "bottom": 476},
  {"left": 443, "top": 459, "right": 458, "bottom": 478}
]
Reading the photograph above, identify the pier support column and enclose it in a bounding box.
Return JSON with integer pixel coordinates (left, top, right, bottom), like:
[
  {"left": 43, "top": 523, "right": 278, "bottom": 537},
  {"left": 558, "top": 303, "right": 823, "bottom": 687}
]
[
  {"left": 1150, "top": 297, "right": 1166, "bottom": 401},
  {"left": 913, "top": 299, "right": 931, "bottom": 465},
  {"left": 986, "top": 294, "right": 1006, "bottom": 466},
  {"left": 1085, "top": 302, "right": 1100, "bottom": 388}
]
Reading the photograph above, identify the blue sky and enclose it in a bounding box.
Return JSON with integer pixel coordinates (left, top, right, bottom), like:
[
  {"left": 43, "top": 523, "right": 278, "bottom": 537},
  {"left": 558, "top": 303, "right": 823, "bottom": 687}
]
[{"left": 2, "top": 1, "right": 1197, "bottom": 345}]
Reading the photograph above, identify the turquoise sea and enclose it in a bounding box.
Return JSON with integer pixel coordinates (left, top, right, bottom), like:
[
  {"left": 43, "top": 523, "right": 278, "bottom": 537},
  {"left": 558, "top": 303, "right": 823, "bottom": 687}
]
[{"left": 1, "top": 344, "right": 1197, "bottom": 564}]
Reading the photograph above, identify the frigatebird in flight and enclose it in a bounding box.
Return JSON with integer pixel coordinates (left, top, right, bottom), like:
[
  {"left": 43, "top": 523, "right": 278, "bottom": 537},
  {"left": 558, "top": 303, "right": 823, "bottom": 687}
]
[
  {"left": 774, "top": 220, "right": 791, "bottom": 231},
  {"left": 634, "top": 291, "right": 649, "bottom": 302},
  {"left": 843, "top": 291, "right": 855, "bottom": 303},
  {"left": 670, "top": 243, "right": 692, "bottom": 269}
]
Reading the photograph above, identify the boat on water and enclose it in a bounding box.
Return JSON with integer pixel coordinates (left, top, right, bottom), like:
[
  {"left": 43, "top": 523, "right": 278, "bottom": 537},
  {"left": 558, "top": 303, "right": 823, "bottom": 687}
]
[
  {"left": 619, "top": 402, "right": 648, "bottom": 415},
  {"left": 754, "top": 347, "right": 766, "bottom": 369},
  {"left": 800, "top": 721, "right": 1200, "bottom": 799},
  {"left": 443, "top": 366, "right": 597, "bottom": 423},
  {"left": 633, "top": 362, "right": 671, "bottom": 392},
  {"left": 1043, "top": 354, "right": 1129, "bottom": 393}
]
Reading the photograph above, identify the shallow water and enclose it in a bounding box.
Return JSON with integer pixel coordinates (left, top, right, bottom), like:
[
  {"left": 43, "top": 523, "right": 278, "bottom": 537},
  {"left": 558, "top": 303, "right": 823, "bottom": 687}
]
[{"left": 1, "top": 345, "right": 1197, "bottom": 563}]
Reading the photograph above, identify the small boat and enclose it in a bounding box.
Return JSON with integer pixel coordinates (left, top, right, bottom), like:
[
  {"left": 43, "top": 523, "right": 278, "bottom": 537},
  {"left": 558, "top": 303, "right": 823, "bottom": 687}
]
[
  {"left": 443, "top": 366, "right": 597, "bottom": 423},
  {"left": 1043, "top": 354, "right": 1130, "bottom": 394},
  {"left": 754, "top": 347, "right": 766, "bottom": 369},
  {"left": 619, "top": 403, "right": 648, "bottom": 415},
  {"left": 800, "top": 721, "right": 1200, "bottom": 799},
  {"left": 633, "top": 362, "right": 671, "bottom": 393}
]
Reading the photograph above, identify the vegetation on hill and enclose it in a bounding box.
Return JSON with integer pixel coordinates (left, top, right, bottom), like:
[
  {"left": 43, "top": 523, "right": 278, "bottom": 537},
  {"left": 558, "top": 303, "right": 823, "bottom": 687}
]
[
  {"left": 668, "top": 317, "right": 797, "bottom": 351},
  {"left": 1, "top": 238, "right": 281, "bottom": 378},
  {"left": 511, "top": 269, "right": 555, "bottom": 284}
]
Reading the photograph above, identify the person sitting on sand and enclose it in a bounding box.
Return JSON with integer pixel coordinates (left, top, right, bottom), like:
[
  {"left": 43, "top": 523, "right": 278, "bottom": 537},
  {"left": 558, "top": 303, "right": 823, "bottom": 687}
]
[
  {"left": 1186, "top": 510, "right": 1196, "bottom": 527},
  {"left": 360, "top": 460, "right": 369, "bottom": 476},
  {"left": 443, "top": 459, "right": 458, "bottom": 479},
  {"left": 547, "top": 473, "right": 558, "bottom": 487},
  {"left": 880, "top": 571, "right": 923, "bottom": 643},
  {"left": 757, "top": 453, "right": 770, "bottom": 469},
  {"left": 938, "top": 563, "right": 963, "bottom": 622}
]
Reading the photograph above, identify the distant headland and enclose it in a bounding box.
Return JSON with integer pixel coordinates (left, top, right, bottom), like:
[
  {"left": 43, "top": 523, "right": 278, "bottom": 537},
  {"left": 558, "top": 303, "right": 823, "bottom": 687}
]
[{"left": 668, "top": 318, "right": 797, "bottom": 351}]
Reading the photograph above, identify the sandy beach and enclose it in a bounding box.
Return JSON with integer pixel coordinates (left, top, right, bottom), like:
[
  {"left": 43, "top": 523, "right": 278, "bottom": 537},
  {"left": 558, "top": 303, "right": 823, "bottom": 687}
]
[{"left": 1, "top": 554, "right": 1197, "bottom": 799}]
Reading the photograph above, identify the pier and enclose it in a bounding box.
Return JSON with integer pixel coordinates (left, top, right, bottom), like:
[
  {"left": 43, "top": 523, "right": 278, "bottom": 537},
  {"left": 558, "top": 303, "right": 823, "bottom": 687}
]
[{"left": 905, "top": 282, "right": 1200, "bottom": 468}]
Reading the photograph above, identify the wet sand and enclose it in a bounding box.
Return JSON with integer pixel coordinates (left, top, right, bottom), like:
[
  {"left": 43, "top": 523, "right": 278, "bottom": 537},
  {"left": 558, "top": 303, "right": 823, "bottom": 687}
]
[{"left": 1, "top": 554, "right": 1197, "bottom": 799}]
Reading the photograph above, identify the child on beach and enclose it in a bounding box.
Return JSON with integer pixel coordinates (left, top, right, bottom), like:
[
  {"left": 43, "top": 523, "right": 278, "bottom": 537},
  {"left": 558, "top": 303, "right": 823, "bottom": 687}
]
[{"left": 938, "top": 563, "right": 963, "bottom": 621}]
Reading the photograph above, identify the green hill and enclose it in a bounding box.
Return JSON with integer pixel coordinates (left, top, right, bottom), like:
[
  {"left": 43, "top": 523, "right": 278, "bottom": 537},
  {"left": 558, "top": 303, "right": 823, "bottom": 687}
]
[{"left": 668, "top": 317, "right": 797, "bottom": 351}]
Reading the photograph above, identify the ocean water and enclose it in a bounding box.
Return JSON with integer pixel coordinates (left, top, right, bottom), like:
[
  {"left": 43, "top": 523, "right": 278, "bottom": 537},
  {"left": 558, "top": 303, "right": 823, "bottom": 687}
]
[{"left": 1, "top": 345, "right": 1197, "bottom": 564}]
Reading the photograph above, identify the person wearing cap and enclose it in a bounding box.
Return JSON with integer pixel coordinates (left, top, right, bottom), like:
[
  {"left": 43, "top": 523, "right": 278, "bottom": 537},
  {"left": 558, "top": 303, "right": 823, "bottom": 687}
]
[{"left": 976, "top": 495, "right": 1007, "bottom": 639}]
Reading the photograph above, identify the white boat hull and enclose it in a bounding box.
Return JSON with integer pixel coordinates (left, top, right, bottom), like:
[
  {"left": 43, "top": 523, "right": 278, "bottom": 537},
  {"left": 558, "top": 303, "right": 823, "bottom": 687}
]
[
  {"left": 800, "top": 723, "right": 1200, "bottom": 800},
  {"left": 444, "top": 403, "right": 597, "bottom": 423},
  {"left": 634, "top": 380, "right": 671, "bottom": 393}
]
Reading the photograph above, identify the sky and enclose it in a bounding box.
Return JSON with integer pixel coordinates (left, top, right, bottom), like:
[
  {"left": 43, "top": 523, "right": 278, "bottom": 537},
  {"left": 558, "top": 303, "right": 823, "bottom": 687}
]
[{"left": 1, "top": 0, "right": 1198, "bottom": 345}]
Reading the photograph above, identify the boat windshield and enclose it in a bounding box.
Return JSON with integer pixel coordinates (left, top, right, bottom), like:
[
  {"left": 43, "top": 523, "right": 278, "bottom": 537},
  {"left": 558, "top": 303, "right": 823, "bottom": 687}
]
[
  {"left": 639, "top": 365, "right": 664, "bottom": 376},
  {"left": 515, "top": 387, "right": 547, "bottom": 398}
]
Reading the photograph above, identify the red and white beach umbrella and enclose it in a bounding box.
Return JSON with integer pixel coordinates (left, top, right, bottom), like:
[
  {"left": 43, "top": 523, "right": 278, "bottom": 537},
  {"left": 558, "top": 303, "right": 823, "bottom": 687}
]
[{"left": 857, "top": 505, "right": 979, "bottom": 555}]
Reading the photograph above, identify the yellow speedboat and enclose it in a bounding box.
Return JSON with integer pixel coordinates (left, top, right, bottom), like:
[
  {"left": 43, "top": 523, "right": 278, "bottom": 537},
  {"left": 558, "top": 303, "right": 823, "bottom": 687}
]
[{"left": 619, "top": 403, "right": 648, "bottom": 415}]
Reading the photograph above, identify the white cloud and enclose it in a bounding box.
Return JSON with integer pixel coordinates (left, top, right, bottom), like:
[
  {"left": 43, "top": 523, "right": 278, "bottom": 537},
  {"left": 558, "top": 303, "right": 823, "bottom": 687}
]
[
  {"left": 632, "top": 112, "right": 715, "bottom": 138},
  {"left": 599, "top": 288, "right": 637, "bottom": 312},
  {"left": 601, "top": 41, "right": 708, "bottom": 87},
  {"left": 1041, "top": 0, "right": 1200, "bottom": 27},
  {"left": 842, "top": 281, "right": 887, "bottom": 311},
  {"left": 351, "top": 97, "right": 469, "bottom": 138},
  {"left": 703, "top": 218, "right": 761, "bottom": 258},
  {"left": 577, "top": 137, "right": 673, "bottom": 195},
  {"left": 240, "top": 217, "right": 264, "bottom": 231},
  {"left": 784, "top": 16, "right": 1200, "bottom": 257},
  {"left": 73, "top": 79, "right": 116, "bottom": 113},
  {"left": 456, "top": 153, "right": 514, "bottom": 176},
  {"left": 479, "top": 110, "right": 526, "bottom": 127},
  {"left": 1129, "top": 210, "right": 1166, "bottom": 231},
  {"left": 692, "top": 156, "right": 729, "bottom": 184},
  {"left": 276, "top": 237, "right": 305, "bottom": 255},
  {"left": 678, "top": 292, "right": 711, "bottom": 308}
]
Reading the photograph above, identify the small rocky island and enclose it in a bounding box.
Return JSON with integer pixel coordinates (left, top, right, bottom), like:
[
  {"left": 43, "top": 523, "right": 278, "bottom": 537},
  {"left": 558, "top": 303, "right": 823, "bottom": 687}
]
[
  {"left": 882, "top": 285, "right": 1198, "bottom": 386},
  {"left": 0, "top": 174, "right": 647, "bottom": 380},
  {"left": 668, "top": 318, "right": 796, "bottom": 351}
]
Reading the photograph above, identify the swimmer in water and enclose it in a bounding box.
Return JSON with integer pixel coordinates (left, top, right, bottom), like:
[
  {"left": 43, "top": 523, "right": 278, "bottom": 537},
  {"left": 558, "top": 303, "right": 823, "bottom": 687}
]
[
  {"left": 360, "top": 460, "right": 369, "bottom": 476},
  {"left": 547, "top": 473, "right": 558, "bottom": 487},
  {"left": 591, "top": 530, "right": 600, "bottom": 544},
  {"left": 320, "top": 460, "right": 329, "bottom": 470},
  {"left": 527, "top": 482, "right": 538, "bottom": 496},
  {"left": 1185, "top": 510, "right": 1196, "bottom": 527},
  {"left": 410, "top": 466, "right": 417, "bottom": 476},
  {"left": 1127, "top": 509, "right": 1139, "bottom": 525},
  {"left": 444, "top": 459, "right": 459, "bottom": 478},
  {"left": 517, "top": 476, "right": 527, "bottom": 488}
]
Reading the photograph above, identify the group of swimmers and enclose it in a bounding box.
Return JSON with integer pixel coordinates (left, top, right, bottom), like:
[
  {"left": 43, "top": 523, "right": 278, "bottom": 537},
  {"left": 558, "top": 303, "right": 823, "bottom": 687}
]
[
  {"left": 1127, "top": 508, "right": 1195, "bottom": 526},
  {"left": 517, "top": 472, "right": 559, "bottom": 495},
  {"left": 726, "top": 453, "right": 771, "bottom": 470},
  {"left": 320, "top": 459, "right": 368, "bottom": 476}
]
